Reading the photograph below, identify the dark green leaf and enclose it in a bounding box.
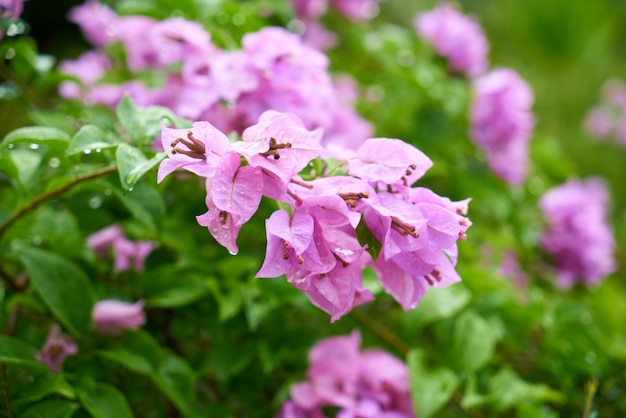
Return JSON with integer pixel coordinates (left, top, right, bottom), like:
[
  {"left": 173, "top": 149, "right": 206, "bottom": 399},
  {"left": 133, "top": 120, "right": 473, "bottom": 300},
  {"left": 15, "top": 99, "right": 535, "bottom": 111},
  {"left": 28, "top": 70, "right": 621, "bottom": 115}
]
[
  {"left": 10, "top": 363, "right": 76, "bottom": 405},
  {"left": 355, "top": 220, "right": 382, "bottom": 261},
  {"left": 66, "top": 125, "right": 119, "bottom": 156},
  {"left": 20, "top": 399, "right": 79, "bottom": 418},
  {"left": 152, "top": 354, "right": 196, "bottom": 416},
  {"left": 77, "top": 380, "right": 133, "bottom": 418},
  {"left": 408, "top": 349, "right": 458, "bottom": 418},
  {"left": 1, "top": 126, "right": 71, "bottom": 151},
  {"left": 97, "top": 331, "right": 163, "bottom": 375},
  {"left": 17, "top": 245, "right": 96, "bottom": 335},
  {"left": 115, "top": 181, "right": 165, "bottom": 232},
  {"left": 0, "top": 335, "right": 39, "bottom": 364}
]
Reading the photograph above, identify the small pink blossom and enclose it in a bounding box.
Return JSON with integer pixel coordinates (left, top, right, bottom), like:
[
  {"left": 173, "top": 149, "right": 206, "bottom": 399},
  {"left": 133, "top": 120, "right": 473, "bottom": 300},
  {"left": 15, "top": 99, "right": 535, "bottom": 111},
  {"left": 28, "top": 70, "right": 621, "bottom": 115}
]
[
  {"left": 415, "top": 3, "right": 489, "bottom": 77},
  {"left": 67, "top": 0, "right": 117, "bottom": 46},
  {"left": 36, "top": 324, "right": 78, "bottom": 373},
  {"left": 0, "top": 0, "right": 26, "bottom": 20},
  {"left": 86, "top": 225, "right": 154, "bottom": 272},
  {"left": 92, "top": 300, "right": 146, "bottom": 335}
]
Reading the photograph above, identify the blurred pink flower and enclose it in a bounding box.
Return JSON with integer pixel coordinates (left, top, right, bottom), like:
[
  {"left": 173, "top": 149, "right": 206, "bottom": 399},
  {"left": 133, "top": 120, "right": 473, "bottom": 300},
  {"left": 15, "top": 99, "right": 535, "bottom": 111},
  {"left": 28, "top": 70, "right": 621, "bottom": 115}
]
[
  {"left": 86, "top": 224, "right": 154, "bottom": 272},
  {"left": 35, "top": 324, "right": 78, "bottom": 373},
  {"left": 470, "top": 68, "right": 534, "bottom": 185},
  {"left": 415, "top": 3, "right": 488, "bottom": 77},
  {"left": 276, "top": 331, "right": 415, "bottom": 417},
  {"left": 539, "top": 178, "right": 616, "bottom": 287},
  {"left": 92, "top": 300, "right": 146, "bottom": 335}
]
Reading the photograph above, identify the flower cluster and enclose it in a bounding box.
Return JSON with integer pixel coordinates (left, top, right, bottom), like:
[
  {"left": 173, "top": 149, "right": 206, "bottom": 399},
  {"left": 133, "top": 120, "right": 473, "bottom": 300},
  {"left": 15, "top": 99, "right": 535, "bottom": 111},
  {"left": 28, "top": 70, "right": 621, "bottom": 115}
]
[
  {"left": 276, "top": 331, "right": 414, "bottom": 417},
  {"left": 159, "top": 109, "right": 470, "bottom": 320},
  {"left": 415, "top": 4, "right": 535, "bottom": 186},
  {"left": 584, "top": 78, "right": 626, "bottom": 146},
  {"left": 415, "top": 3, "right": 488, "bottom": 78},
  {"left": 539, "top": 178, "right": 616, "bottom": 287},
  {"left": 0, "top": 0, "right": 26, "bottom": 21},
  {"left": 61, "top": 1, "right": 371, "bottom": 155},
  {"left": 86, "top": 224, "right": 154, "bottom": 272},
  {"left": 469, "top": 68, "right": 535, "bottom": 185}
]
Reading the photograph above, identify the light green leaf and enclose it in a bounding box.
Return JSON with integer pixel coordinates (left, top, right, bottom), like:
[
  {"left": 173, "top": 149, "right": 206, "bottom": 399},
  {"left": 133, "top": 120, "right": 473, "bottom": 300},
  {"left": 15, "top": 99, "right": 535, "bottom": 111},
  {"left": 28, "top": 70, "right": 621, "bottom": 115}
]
[
  {"left": 0, "top": 153, "right": 19, "bottom": 180},
  {"left": 116, "top": 143, "right": 165, "bottom": 191},
  {"left": 66, "top": 125, "right": 119, "bottom": 156},
  {"left": 20, "top": 399, "right": 80, "bottom": 418},
  {"left": 451, "top": 310, "right": 500, "bottom": 373},
  {"left": 17, "top": 245, "right": 96, "bottom": 336},
  {"left": 116, "top": 95, "right": 142, "bottom": 143},
  {"left": 77, "top": 380, "right": 133, "bottom": 418},
  {"left": 487, "top": 368, "right": 564, "bottom": 411},
  {"left": 408, "top": 349, "right": 458, "bottom": 418},
  {"left": 1, "top": 126, "right": 71, "bottom": 151}
]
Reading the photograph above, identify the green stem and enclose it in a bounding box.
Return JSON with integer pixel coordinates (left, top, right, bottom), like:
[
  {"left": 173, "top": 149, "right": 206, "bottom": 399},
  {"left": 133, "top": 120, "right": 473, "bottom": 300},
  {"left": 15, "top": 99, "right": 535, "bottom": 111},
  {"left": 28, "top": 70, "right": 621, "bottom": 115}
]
[
  {"left": 351, "top": 307, "right": 411, "bottom": 355},
  {"left": 1, "top": 364, "right": 13, "bottom": 418},
  {"left": 0, "top": 165, "right": 117, "bottom": 239}
]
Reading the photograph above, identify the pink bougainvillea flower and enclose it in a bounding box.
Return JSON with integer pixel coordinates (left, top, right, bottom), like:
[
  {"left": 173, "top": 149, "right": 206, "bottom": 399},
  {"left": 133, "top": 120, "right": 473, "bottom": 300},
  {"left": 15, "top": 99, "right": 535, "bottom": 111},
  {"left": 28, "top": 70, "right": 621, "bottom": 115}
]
[
  {"left": 0, "top": 0, "right": 26, "bottom": 20},
  {"left": 197, "top": 152, "right": 264, "bottom": 255},
  {"left": 86, "top": 225, "right": 154, "bottom": 272},
  {"left": 232, "top": 110, "right": 324, "bottom": 186},
  {"left": 348, "top": 138, "right": 433, "bottom": 188},
  {"left": 67, "top": 0, "right": 118, "bottom": 46},
  {"left": 539, "top": 178, "right": 615, "bottom": 287},
  {"left": 415, "top": 3, "right": 488, "bottom": 77},
  {"left": 470, "top": 68, "right": 534, "bottom": 185},
  {"left": 277, "top": 331, "right": 415, "bottom": 417},
  {"left": 92, "top": 300, "right": 146, "bottom": 335},
  {"left": 35, "top": 324, "right": 78, "bottom": 373},
  {"left": 158, "top": 121, "right": 231, "bottom": 183},
  {"left": 331, "top": 0, "right": 381, "bottom": 21}
]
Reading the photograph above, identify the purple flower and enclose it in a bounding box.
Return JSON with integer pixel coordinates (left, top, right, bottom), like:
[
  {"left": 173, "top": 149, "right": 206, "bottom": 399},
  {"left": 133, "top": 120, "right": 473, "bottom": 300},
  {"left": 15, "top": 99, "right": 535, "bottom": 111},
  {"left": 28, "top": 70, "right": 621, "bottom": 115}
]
[
  {"left": 330, "top": 0, "right": 381, "bottom": 21},
  {"left": 539, "top": 178, "right": 616, "bottom": 287},
  {"left": 415, "top": 3, "right": 488, "bottom": 77},
  {"left": 584, "top": 79, "right": 626, "bottom": 146},
  {"left": 276, "top": 331, "right": 415, "bottom": 417},
  {"left": 92, "top": 300, "right": 146, "bottom": 335},
  {"left": 0, "top": 0, "right": 26, "bottom": 20},
  {"left": 67, "top": 0, "right": 118, "bottom": 46},
  {"left": 470, "top": 68, "right": 534, "bottom": 185},
  {"left": 35, "top": 324, "right": 78, "bottom": 373}
]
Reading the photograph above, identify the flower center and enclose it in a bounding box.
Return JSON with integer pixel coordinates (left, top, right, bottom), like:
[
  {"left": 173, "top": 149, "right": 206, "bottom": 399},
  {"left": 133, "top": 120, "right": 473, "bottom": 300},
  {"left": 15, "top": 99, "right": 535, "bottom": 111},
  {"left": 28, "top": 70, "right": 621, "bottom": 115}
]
[
  {"left": 260, "top": 138, "right": 292, "bottom": 160},
  {"left": 171, "top": 131, "right": 206, "bottom": 160}
]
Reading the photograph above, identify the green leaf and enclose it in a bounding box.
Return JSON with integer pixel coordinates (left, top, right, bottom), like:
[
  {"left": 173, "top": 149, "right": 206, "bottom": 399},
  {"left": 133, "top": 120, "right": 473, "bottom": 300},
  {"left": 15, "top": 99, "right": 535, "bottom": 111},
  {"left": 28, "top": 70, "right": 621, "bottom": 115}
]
[
  {"left": 66, "top": 125, "right": 119, "bottom": 156},
  {"left": 487, "top": 368, "right": 564, "bottom": 411},
  {"left": 116, "top": 95, "right": 190, "bottom": 147},
  {"left": 97, "top": 330, "right": 196, "bottom": 416},
  {"left": 10, "top": 363, "right": 76, "bottom": 405},
  {"left": 403, "top": 284, "right": 471, "bottom": 331},
  {"left": 77, "top": 380, "right": 133, "bottom": 418},
  {"left": 20, "top": 399, "right": 80, "bottom": 418},
  {"left": 152, "top": 354, "right": 196, "bottom": 416},
  {"left": 0, "top": 335, "right": 39, "bottom": 364},
  {"left": 450, "top": 311, "right": 500, "bottom": 373},
  {"left": 116, "top": 143, "right": 165, "bottom": 191},
  {"left": 141, "top": 267, "right": 209, "bottom": 308},
  {"left": 115, "top": 181, "right": 164, "bottom": 232},
  {"left": 1, "top": 126, "right": 71, "bottom": 151},
  {"left": 355, "top": 220, "right": 382, "bottom": 261},
  {"left": 17, "top": 245, "right": 96, "bottom": 336},
  {"left": 116, "top": 95, "right": 142, "bottom": 143},
  {"left": 408, "top": 349, "right": 458, "bottom": 418},
  {"left": 0, "top": 153, "right": 19, "bottom": 180}
]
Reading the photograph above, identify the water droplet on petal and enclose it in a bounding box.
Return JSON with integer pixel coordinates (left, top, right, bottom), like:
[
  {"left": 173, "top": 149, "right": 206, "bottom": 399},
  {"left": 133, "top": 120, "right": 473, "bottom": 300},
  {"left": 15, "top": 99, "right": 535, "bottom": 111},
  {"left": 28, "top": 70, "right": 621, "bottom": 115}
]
[
  {"left": 83, "top": 149, "right": 92, "bottom": 155},
  {"left": 228, "top": 250, "right": 237, "bottom": 256},
  {"left": 29, "top": 143, "right": 40, "bottom": 150}
]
